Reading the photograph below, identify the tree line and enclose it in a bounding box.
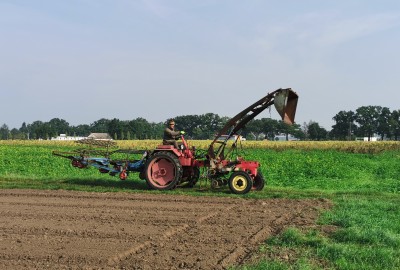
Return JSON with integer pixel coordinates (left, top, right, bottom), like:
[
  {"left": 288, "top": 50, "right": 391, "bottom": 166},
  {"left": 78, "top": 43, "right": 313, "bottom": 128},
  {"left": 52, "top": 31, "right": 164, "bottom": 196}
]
[{"left": 1, "top": 105, "right": 399, "bottom": 141}]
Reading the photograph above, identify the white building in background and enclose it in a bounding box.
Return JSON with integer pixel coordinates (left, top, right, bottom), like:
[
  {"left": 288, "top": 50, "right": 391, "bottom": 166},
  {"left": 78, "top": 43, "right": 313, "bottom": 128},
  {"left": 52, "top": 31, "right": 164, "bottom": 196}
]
[
  {"left": 273, "top": 134, "right": 300, "bottom": 141},
  {"left": 51, "top": 134, "right": 86, "bottom": 141},
  {"left": 87, "top": 133, "right": 113, "bottom": 140},
  {"left": 355, "top": 136, "right": 380, "bottom": 142}
]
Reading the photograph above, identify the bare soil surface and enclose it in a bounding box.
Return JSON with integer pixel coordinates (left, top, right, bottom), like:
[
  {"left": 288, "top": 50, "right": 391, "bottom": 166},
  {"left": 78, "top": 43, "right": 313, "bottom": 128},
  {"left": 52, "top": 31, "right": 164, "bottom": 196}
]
[{"left": 0, "top": 189, "right": 331, "bottom": 269}]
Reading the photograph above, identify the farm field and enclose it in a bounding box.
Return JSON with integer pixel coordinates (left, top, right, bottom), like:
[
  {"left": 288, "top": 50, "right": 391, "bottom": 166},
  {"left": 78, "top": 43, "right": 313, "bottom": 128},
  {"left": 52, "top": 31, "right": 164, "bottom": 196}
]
[
  {"left": 0, "top": 140, "right": 400, "bottom": 269},
  {"left": 0, "top": 189, "right": 329, "bottom": 269}
]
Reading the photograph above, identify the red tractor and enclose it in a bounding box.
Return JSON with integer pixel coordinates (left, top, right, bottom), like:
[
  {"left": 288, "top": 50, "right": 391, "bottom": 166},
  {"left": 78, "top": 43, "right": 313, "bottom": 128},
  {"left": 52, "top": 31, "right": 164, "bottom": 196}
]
[
  {"left": 54, "top": 88, "right": 298, "bottom": 194},
  {"left": 142, "top": 88, "right": 298, "bottom": 194}
]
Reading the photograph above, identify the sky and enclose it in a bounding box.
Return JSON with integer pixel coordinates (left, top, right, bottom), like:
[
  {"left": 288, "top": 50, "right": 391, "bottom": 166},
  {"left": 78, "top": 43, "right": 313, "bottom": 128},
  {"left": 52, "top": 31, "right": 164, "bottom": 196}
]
[{"left": 1, "top": 0, "right": 400, "bottom": 130}]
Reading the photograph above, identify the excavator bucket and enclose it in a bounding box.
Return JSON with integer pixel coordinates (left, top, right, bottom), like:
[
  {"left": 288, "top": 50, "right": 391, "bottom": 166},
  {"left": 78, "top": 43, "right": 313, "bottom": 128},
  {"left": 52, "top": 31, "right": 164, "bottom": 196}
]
[{"left": 274, "top": 88, "right": 298, "bottom": 125}]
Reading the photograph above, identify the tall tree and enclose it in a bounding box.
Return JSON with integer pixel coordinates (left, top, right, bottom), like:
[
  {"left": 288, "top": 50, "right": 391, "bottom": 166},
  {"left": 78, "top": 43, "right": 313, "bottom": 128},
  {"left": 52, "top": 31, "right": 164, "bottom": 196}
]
[
  {"left": 200, "top": 113, "right": 225, "bottom": 139},
  {"left": 389, "top": 110, "right": 400, "bottom": 140},
  {"left": 73, "top": 124, "right": 91, "bottom": 137},
  {"left": 28, "top": 121, "right": 48, "bottom": 139},
  {"left": 150, "top": 122, "right": 165, "bottom": 140},
  {"left": 128, "top": 118, "right": 152, "bottom": 139},
  {"left": 19, "top": 122, "right": 29, "bottom": 139},
  {"left": 276, "top": 120, "right": 294, "bottom": 139},
  {"left": 90, "top": 118, "right": 110, "bottom": 133},
  {"left": 10, "top": 128, "right": 24, "bottom": 139},
  {"left": 48, "top": 118, "right": 70, "bottom": 137},
  {"left": 175, "top": 113, "right": 226, "bottom": 139},
  {"left": 355, "top": 106, "right": 381, "bottom": 140},
  {"left": 376, "top": 107, "right": 391, "bottom": 140},
  {"left": 245, "top": 118, "right": 280, "bottom": 140},
  {"left": 307, "top": 121, "right": 328, "bottom": 140},
  {"left": 108, "top": 118, "right": 122, "bottom": 139},
  {"left": 0, "top": 124, "right": 10, "bottom": 140},
  {"left": 331, "top": 110, "right": 356, "bottom": 140},
  {"left": 259, "top": 118, "right": 277, "bottom": 134},
  {"left": 174, "top": 115, "right": 202, "bottom": 139}
]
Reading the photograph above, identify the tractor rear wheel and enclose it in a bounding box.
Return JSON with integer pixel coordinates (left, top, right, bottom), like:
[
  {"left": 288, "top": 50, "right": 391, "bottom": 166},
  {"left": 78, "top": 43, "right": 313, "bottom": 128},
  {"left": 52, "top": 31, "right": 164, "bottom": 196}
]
[
  {"left": 144, "top": 151, "right": 183, "bottom": 190},
  {"left": 252, "top": 171, "right": 265, "bottom": 191},
  {"left": 228, "top": 171, "right": 253, "bottom": 194}
]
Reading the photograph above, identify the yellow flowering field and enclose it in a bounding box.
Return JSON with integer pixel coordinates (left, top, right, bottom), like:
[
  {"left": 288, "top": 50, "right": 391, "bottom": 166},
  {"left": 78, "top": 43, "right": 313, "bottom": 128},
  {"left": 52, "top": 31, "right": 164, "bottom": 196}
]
[{"left": 1, "top": 139, "right": 400, "bottom": 154}]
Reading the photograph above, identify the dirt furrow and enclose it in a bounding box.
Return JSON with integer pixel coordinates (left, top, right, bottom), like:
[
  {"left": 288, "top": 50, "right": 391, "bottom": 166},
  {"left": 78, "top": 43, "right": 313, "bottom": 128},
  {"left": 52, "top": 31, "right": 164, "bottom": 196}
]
[{"left": 0, "top": 189, "right": 330, "bottom": 269}]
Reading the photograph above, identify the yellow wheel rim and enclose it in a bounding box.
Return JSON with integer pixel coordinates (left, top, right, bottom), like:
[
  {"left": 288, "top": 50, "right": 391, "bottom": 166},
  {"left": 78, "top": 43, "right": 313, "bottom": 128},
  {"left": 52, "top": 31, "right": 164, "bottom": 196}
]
[{"left": 232, "top": 175, "right": 248, "bottom": 191}]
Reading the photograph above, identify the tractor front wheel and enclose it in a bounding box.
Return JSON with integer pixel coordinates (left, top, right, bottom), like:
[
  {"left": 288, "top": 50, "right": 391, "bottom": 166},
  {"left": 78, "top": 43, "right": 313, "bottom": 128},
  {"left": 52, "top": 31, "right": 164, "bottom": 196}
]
[
  {"left": 144, "top": 152, "right": 183, "bottom": 190},
  {"left": 228, "top": 171, "right": 253, "bottom": 194}
]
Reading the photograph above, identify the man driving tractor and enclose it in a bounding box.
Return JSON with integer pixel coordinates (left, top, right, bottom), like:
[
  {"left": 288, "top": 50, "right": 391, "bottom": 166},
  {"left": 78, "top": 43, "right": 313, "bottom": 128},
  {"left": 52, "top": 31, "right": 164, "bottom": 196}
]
[{"left": 163, "top": 119, "right": 185, "bottom": 148}]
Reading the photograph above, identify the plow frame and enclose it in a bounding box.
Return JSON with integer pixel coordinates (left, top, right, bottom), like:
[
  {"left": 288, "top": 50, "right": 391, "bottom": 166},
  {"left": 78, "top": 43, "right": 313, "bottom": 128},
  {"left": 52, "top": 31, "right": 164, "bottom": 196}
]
[{"left": 52, "top": 148, "right": 149, "bottom": 180}]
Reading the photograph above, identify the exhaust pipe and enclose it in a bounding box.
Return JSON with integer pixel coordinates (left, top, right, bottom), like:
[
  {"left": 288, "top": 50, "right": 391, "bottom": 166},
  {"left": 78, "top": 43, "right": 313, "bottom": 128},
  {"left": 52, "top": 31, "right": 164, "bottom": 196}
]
[{"left": 274, "top": 88, "right": 298, "bottom": 125}]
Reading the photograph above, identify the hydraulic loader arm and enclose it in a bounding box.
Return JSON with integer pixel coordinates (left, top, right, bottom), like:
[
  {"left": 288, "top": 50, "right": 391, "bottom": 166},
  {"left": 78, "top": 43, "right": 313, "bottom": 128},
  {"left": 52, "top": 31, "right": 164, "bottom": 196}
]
[{"left": 208, "top": 88, "right": 298, "bottom": 159}]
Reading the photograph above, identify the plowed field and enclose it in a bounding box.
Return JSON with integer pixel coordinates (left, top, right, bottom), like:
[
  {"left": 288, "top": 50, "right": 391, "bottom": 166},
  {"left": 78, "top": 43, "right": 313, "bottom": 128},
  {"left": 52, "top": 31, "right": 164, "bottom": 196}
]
[{"left": 0, "top": 189, "right": 330, "bottom": 269}]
